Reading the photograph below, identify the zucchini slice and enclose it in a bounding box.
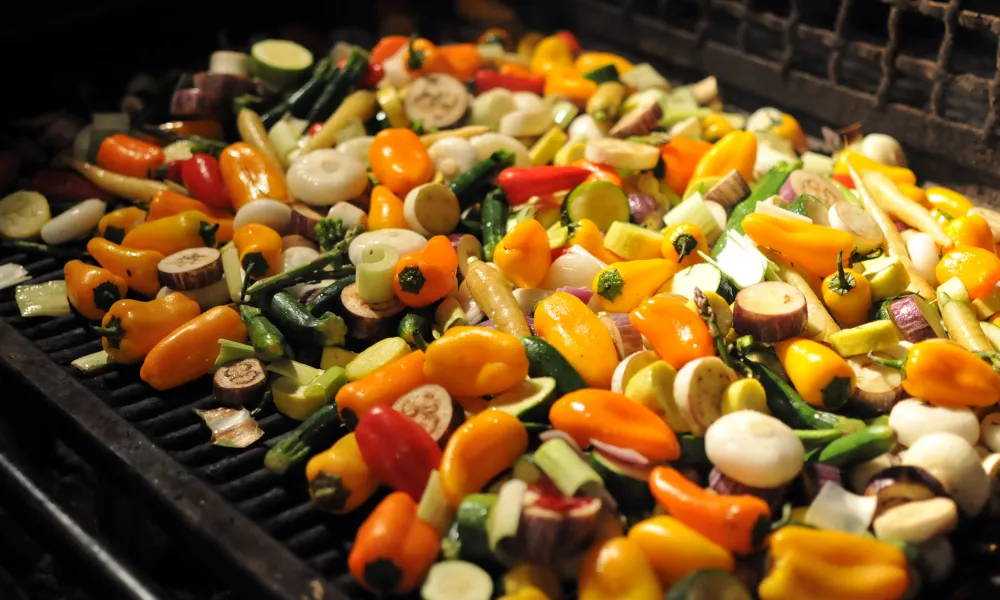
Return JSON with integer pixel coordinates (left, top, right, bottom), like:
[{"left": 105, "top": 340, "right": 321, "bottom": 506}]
[
  {"left": 665, "top": 569, "right": 752, "bottom": 600},
  {"left": 563, "top": 181, "right": 630, "bottom": 232}
]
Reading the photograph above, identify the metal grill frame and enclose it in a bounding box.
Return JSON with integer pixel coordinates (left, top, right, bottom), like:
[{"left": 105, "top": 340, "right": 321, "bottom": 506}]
[{"left": 552, "top": 0, "right": 1000, "bottom": 203}]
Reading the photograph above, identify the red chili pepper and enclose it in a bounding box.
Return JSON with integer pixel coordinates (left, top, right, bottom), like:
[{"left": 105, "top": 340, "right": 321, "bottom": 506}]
[
  {"left": 181, "top": 153, "right": 230, "bottom": 209},
  {"left": 474, "top": 69, "right": 545, "bottom": 95},
  {"left": 555, "top": 31, "right": 582, "bottom": 55},
  {"left": 354, "top": 405, "right": 442, "bottom": 501},
  {"left": 29, "top": 170, "right": 115, "bottom": 203},
  {"left": 832, "top": 172, "right": 855, "bottom": 189},
  {"left": 498, "top": 166, "right": 591, "bottom": 205},
  {"left": 307, "top": 122, "right": 324, "bottom": 137},
  {"left": 337, "top": 57, "right": 385, "bottom": 88}
]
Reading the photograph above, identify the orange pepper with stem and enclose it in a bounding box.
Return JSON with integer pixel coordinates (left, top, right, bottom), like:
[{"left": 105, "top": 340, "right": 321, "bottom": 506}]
[
  {"left": 578, "top": 536, "right": 663, "bottom": 600},
  {"left": 96, "top": 134, "right": 164, "bottom": 179},
  {"left": 946, "top": 214, "right": 994, "bottom": 252},
  {"left": 64, "top": 260, "right": 127, "bottom": 321},
  {"left": 424, "top": 326, "right": 529, "bottom": 397},
  {"left": 121, "top": 209, "right": 219, "bottom": 256},
  {"left": 870, "top": 338, "right": 1000, "bottom": 407},
  {"left": 493, "top": 219, "right": 551, "bottom": 288},
  {"left": 649, "top": 466, "right": 771, "bottom": 555},
  {"left": 219, "top": 142, "right": 292, "bottom": 210},
  {"left": 630, "top": 295, "right": 713, "bottom": 370},
  {"left": 369, "top": 129, "right": 435, "bottom": 197},
  {"left": 661, "top": 222, "right": 709, "bottom": 268},
  {"left": 233, "top": 223, "right": 283, "bottom": 279},
  {"left": 367, "top": 185, "right": 408, "bottom": 230},
  {"left": 566, "top": 218, "right": 623, "bottom": 264},
  {"left": 691, "top": 130, "right": 757, "bottom": 183},
  {"left": 347, "top": 492, "right": 441, "bottom": 595},
  {"left": 393, "top": 235, "right": 458, "bottom": 307},
  {"left": 534, "top": 292, "right": 620, "bottom": 388},
  {"left": 570, "top": 158, "right": 621, "bottom": 187},
  {"left": 543, "top": 66, "right": 598, "bottom": 104},
  {"left": 86, "top": 238, "right": 164, "bottom": 298},
  {"left": 95, "top": 293, "right": 202, "bottom": 364},
  {"left": 936, "top": 245, "right": 1000, "bottom": 300},
  {"left": 440, "top": 44, "right": 483, "bottom": 81},
  {"left": 335, "top": 351, "right": 428, "bottom": 429},
  {"left": 402, "top": 37, "right": 455, "bottom": 76},
  {"left": 147, "top": 189, "right": 234, "bottom": 242},
  {"left": 370, "top": 35, "right": 410, "bottom": 64},
  {"left": 97, "top": 206, "right": 146, "bottom": 244},
  {"left": 440, "top": 410, "right": 528, "bottom": 507},
  {"left": 927, "top": 186, "right": 973, "bottom": 219},
  {"left": 140, "top": 306, "right": 246, "bottom": 391},
  {"left": 660, "top": 138, "right": 714, "bottom": 195},
  {"left": 627, "top": 515, "right": 734, "bottom": 589},
  {"left": 551, "top": 389, "right": 680, "bottom": 461}
]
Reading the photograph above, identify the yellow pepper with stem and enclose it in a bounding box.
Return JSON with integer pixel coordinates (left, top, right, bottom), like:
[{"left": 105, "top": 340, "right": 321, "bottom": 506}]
[
  {"left": 742, "top": 212, "right": 856, "bottom": 278},
  {"left": 592, "top": 259, "right": 678, "bottom": 313},
  {"left": 574, "top": 51, "right": 633, "bottom": 75},
  {"left": 121, "top": 210, "right": 219, "bottom": 256},
  {"left": 97, "top": 206, "right": 146, "bottom": 244},
  {"left": 627, "top": 515, "right": 734, "bottom": 589},
  {"left": 493, "top": 219, "right": 551, "bottom": 288},
  {"left": 64, "top": 260, "right": 127, "bottom": 321},
  {"left": 533, "top": 292, "right": 619, "bottom": 388},
  {"left": 529, "top": 36, "right": 575, "bottom": 75},
  {"left": 567, "top": 218, "right": 623, "bottom": 264},
  {"left": 774, "top": 338, "right": 856, "bottom": 410},
  {"left": 578, "top": 536, "right": 663, "bottom": 600},
  {"left": 661, "top": 222, "right": 709, "bottom": 269},
  {"left": 86, "top": 238, "right": 164, "bottom": 298},
  {"left": 835, "top": 149, "right": 917, "bottom": 186},
  {"left": 690, "top": 130, "right": 757, "bottom": 183},
  {"left": 423, "top": 326, "right": 529, "bottom": 397},
  {"left": 439, "top": 410, "right": 527, "bottom": 507},
  {"left": 927, "top": 186, "right": 973, "bottom": 219},
  {"left": 758, "top": 526, "right": 908, "bottom": 600},
  {"left": 821, "top": 251, "right": 871, "bottom": 327}
]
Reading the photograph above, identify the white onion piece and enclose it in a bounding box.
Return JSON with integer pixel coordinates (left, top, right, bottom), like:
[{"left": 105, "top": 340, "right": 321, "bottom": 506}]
[
  {"left": 705, "top": 410, "right": 804, "bottom": 488},
  {"left": 428, "top": 137, "right": 478, "bottom": 182},
  {"left": 380, "top": 46, "right": 413, "bottom": 87},
  {"left": 805, "top": 481, "right": 878, "bottom": 534},
  {"left": 348, "top": 229, "right": 427, "bottom": 266},
  {"left": 513, "top": 288, "right": 555, "bottom": 316},
  {"left": 889, "top": 399, "right": 980, "bottom": 447},
  {"left": 286, "top": 149, "right": 368, "bottom": 206},
  {"left": 704, "top": 201, "right": 728, "bottom": 235},
  {"left": 234, "top": 199, "right": 292, "bottom": 233},
  {"left": 981, "top": 413, "right": 1000, "bottom": 453},
  {"left": 470, "top": 133, "right": 531, "bottom": 168},
  {"left": 455, "top": 280, "right": 485, "bottom": 325},
  {"left": 511, "top": 91, "right": 543, "bottom": 110},
  {"left": 335, "top": 136, "right": 374, "bottom": 169},
  {"left": 903, "top": 432, "right": 990, "bottom": 516},
  {"left": 40, "top": 198, "right": 106, "bottom": 245},
  {"left": 600, "top": 313, "right": 644, "bottom": 359},
  {"left": 327, "top": 202, "right": 368, "bottom": 230},
  {"left": 567, "top": 114, "right": 605, "bottom": 142},
  {"left": 906, "top": 232, "right": 939, "bottom": 288},
  {"left": 540, "top": 247, "right": 604, "bottom": 290},
  {"left": 589, "top": 438, "right": 650, "bottom": 465}
]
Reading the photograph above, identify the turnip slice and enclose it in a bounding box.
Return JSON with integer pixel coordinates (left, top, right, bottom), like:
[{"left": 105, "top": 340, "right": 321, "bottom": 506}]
[
  {"left": 673, "top": 356, "right": 737, "bottom": 435},
  {"left": 828, "top": 201, "right": 884, "bottom": 254},
  {"left": 889, "top": 295, "right": 945, "bottom": 342},
  {"left": 733, "top": 281, "right": 807, "bottom": 342},
  {"left": 610, "top": 350, "right": 659, "bottom": 394},
  {"left": 779, "top": 169, "right": 844, "bottom": 207}
]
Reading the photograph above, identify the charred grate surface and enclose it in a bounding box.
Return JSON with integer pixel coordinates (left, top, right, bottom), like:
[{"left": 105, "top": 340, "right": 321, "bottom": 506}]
[{"left": 554, "top": 0, "right": 1000, "bottom": 204}]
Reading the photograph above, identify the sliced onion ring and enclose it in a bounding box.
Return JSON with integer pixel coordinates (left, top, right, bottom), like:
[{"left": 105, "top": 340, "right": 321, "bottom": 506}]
[{"left": 589, "top": 438, "right": 650, "bottom": 465}]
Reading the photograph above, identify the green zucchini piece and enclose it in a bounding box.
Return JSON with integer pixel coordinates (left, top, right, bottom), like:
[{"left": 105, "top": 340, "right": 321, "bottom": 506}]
[
  {"left": 521, "top": 336, "right": 588, "bottom": 395},
  {"left": 306, "top": 275, "right": 356, "bottom": 317},
  {"left": 588, "top": 451, "right": 654, "bottom": 514},
  {"left": 442, "top": 493, "right": 497, "bottom": 562},
  {"left": 264, "top": 404, "right": 344, "bottom": 474},
  {"left": 270, "top": 291, "right": 347, "bottom": 347},
  {"left": 563, "top": 181, "right": 630, "bottom": 232},
  {"left": 670, "top": 263, "right": 738, "bottom": 304},
  {"left": 250, "top": 39, "right": 314, "bottom": 91},
  {"left": 489, "top": 377, "right": 558, "bottom": 423}
]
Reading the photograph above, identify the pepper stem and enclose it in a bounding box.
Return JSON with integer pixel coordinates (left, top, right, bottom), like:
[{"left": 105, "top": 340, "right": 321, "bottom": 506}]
[
  {"left": 836, "top": 251, "right": 851, "bottom": 291},
  {"left": 199, "top": 220, "right": 219, "bottom": 248},
  {"left": 406, "top": 35, "right": 424, "bottom": 71},
  {"left": 93, "top": 316, "right": 125, "bottom": 350},
  {"left": 866, "top": 351, "right": 904, "bottom": 372},
  {"left": 672, "top": 234, "right": 699, "bottom": 263},
  {"left": 240, "top": 258, "right": 260, "bottom": 302}
]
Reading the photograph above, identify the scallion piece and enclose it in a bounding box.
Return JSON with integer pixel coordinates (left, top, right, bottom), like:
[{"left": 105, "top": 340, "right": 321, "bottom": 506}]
[
  {"left": 355, "top": 242, "right": 398, "bottom": 305},
  {"left": 487, "top": 478, "right": 526, "bottom": 553},
  {"left": 533, "top": 438, "right": 605, "bottom": 498},
  {"left": 71, "top": 350, "right": 112, "bottom": 374},
  {"left": 302, "top": 365, "right": 348, "bottom": 404},
  {"left": 213, "top": 340, "right": 258, "bottom": 372},
  {"left": 15, "top": 280, "right": 70, "bottom": 318},
  {"left": 417, "top": 470, "right": 456, "bottom": 536}
]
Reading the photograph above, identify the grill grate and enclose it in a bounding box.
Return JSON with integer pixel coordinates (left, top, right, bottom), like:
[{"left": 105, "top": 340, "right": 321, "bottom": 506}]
[{"left": 552, "top": 0, "right": 1000, "bottom": 203}]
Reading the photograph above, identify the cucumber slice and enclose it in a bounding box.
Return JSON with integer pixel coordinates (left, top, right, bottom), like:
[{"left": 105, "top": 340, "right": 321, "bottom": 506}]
[
  {"left": 444, "top": 493, "right": 497, "bottom": 562},
  {"left": 250, "top": 39, "right": 314, "bottom": 90},
  {"left": 666, "top": 569, "right": 752, "bottom": 600},
  {"left": 0, "top": 191, "right": 50, "bottom": 240},
  {"left": 563, "top": 181, "right": 630, "bottom": 232},
  {"left": 669, "top": 263, "right": 737, "bottom": 304},
  {"left": 489, "top": 377, "right": 558, "bottom": 422},
  {"left": 421, "top": 560, "right": 493, "bottom": 600}
]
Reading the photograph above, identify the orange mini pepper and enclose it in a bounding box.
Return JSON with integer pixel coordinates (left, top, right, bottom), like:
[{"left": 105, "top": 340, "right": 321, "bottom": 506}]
[
  {"left": 570, "top": 158, "right": 622, "bottom": 187},
  {"left": 393, "top": 235, "right": 458, "bottom": 307},
  {"left": 543, "top": 66, "right": 598, "bottom": 104},
  {"left": 691, "top": 131, "right": 757, "bottom": 183},
  {"left": 370, "top": 35, "right": 410, "bottom": 65},
  {"left": 219, "top": 142, "right": 292, "bottom": 211},
  {"left": 627, "top": 515, "right": 734, "bottom": 589},
  {"left": 661, "top": 222, "right": 709, "bottom": 269},
  {"left": 369, "top": 129, "right": 435, "bottom": 197},
  {"left": 440, "top": 43, "right": 483, "bottom": 81},
  {"left": 649, "top": 466, "right": 771, "bottom": 555},
  {"left": 96, "top": 134, "right": 164, "bottom": 179},
  {"left": 742, "top": 212, "right": 856, "bottom": 278},
  {"left": 95, "top": 292, "right": 202, "bottom": 364},
  {"left": 946, "top": 214, "right": 994, "bottom": 252},
  {"left": 233, "top": 223, "right": 283, "bottom": 278},
  {"left": 347, "top": 492, "right": 441, "bottom": 595},
  {"left": 566, "top": 218, "right": 623, "bottom": 264},
  {"left": 147, "top": 190, "right": 234, "bottom": 243},
  {"left": 140, "top": 305, "right": 246, "bottom": 391},
  {"left": 870, "top": 338, "right": 1000, "bottom": 407},
  {"left": 493, "top": 219, "right": 551, "bottom": 288},
  {"left": 97, "top": 206, "right": 147, "bottom": 244},
  {"left": 926, "top": 186, "right": 973, "bottom": 219},
  {"left": 440, "top": 410, "right": 528, "bottom": 507},
  {"left": 936, "top": 245, "right": 1000, "bottom": 300},
  {"left": 534, "top": 292, "right": 619, "bottom": 388},
  {"left": 335, "top": 351, "right": 428, "bottom": 429},
  {"left": 660, "top": 138, "right": 714, "bottom": 196},
  {"left": 64, "top": 260, "right": 127, "bottom": 321},
  {"left": 630, "top": 295, "right": 713, "bottom": 370},
  {"left": 424, "top": 326, "right": 529, "bottom": 397},
  {"left": 402, "top": 37, "right": 456, "bottom": 76},
  {"left": 550, "top": 389, "right": 680, "bottom": 462},
  {"left": 86, "top": 238, "right": 164, "bottom": 298},
  {"left": 367, "top": 185, "right": 408, "bottom": 230},
  {"left": 121, "top": 209, "right": 219, "bottom": 256}
]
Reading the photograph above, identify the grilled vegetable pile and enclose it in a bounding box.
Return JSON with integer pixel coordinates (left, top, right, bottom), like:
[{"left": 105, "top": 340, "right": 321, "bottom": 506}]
[{"left": 5, "top": 25, "right": 1000, "bottom": 600}]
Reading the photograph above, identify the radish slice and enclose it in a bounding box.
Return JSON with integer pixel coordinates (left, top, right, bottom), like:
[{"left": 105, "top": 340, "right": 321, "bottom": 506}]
[
  {"left": 779, "top": 169, "right": 844, "bottom": 207},
  {"left": 828, "top": 201, "right": 884, "bottom": 254},
  {"left": 589, "top": 439, "right": 650, "bottom": 465}
]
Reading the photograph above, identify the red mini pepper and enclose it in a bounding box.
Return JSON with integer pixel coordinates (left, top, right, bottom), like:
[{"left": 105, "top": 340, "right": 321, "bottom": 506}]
[
  {"left": 354, "top": 405, "right": 442, "bottom": 501},
  {"left": 832, "top": 173, "right": 855, "bottom": 189},
  {"left": 29, "top": 170, "right": 114, "bottom": 203},
  {"left": 96, "top": 134, "right": 165, "bottom": 179},
  {"left": 498, "top": 165, "right": 591, "bottom": 205},
  {"left": 474, "top": 69, "right": 546, "bottom": 95},
  {"left": 181, "top": 153, "right": 230, "bottom": 209},
  {"left": 159, "top": 160, "right": 186, "bottom": 184}
]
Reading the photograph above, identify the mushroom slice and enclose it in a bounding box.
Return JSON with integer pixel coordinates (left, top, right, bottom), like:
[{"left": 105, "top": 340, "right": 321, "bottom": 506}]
[
  {"left": 864, "top": 465, "right": 947, "bottom": 516},
  {"left": 872, "top": 497, "right": 958, "bottom": 544}
]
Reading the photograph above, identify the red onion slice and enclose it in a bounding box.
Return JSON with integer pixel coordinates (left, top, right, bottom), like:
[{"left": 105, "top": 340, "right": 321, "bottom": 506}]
[
  {"left": 556, "top": 286, "right": 593, "bottom": 304},
  {"left": 599, "top": 313, "right": 644, "bottom": 360},
  {"left": 627, "top": 191, "right": 659, "bottom": 224},
  {"left": 589, "top": 438, "right": 650, "bottom": 465}
]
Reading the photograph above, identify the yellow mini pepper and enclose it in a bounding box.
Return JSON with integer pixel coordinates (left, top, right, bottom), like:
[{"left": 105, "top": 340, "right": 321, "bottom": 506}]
[
  {"left": 821, "top": 251, "right": 872, "bottom": 328},
  {"left": 97, "top": 206, "right": 147, "bottom": 244},
  {"left": 742, "top": 212, "right": 855, "bottom": 278},
  {"left": 64, "top": 260, "right": 128, "bottom": 321},
  {"left": 835, "top": 149, "right": 917, "bottom": 186},
  {"left": 759, "top": 526, "right": 908, "bottom": 600},
  {"left": 424, "top": 326, "right": 529, "bottom": 397},
  {"left": 529, "top": 36, "right": 575, "bottom": 75},
  {"left": 544, "top": 66, "right": 599, "bottom": 104},
  {"left": 774, "top": 338, "right": 856, "bottom": 410},
  {"left": 121, "top": 209, "right": 219, "bottom": 257},
  {"left": 946, "top": 213, "right": 995, "bottom": 252},
  {"left": 691, "top": 130, "right": 757, "bottom": 184},
  {"left": 494, "top": 219, "right": 552, "bottom": 289},
  {"left": 578, "top": 537, "right": 663, "bottom": 600},
  {"left": 592, "top": 259, "right": 678, "bottom": 313},
  {"left": 574, "top": 51, "right": 634, "bottom": 75},
  {"left": 534, "top": 292, "right": 619, "bottom": 388},
  {"left": 568, "top": 218, "right": 623, "bottom": 264},
  {"left": 627, "top": 515, "right": 734, "bottom": 589},
  {"left": 926, "top": 186, "right": 973, "bottom": 219}
]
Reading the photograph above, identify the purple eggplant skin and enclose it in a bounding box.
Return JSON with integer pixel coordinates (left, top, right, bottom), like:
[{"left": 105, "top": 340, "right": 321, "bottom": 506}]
[
  {"left": 864, "top": 465, "right": 947, "bottom": 516},
  {"left": 510, "top": 489, "right": 602, "bottom": 563},
  {"left": 798, "top": 462, "right": 843, "bottom": 502}
]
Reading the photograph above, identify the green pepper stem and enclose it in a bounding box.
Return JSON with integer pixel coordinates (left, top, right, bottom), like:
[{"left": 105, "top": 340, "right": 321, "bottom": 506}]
[
  {"left": 673, "top": 233, "right": 698, "bottom": 263},
  {"left": 866, "top": 351, "right": 904, "bottom": 371},
  {"left": 836, "top": 251, "right": 852, "bottom": 291}
]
